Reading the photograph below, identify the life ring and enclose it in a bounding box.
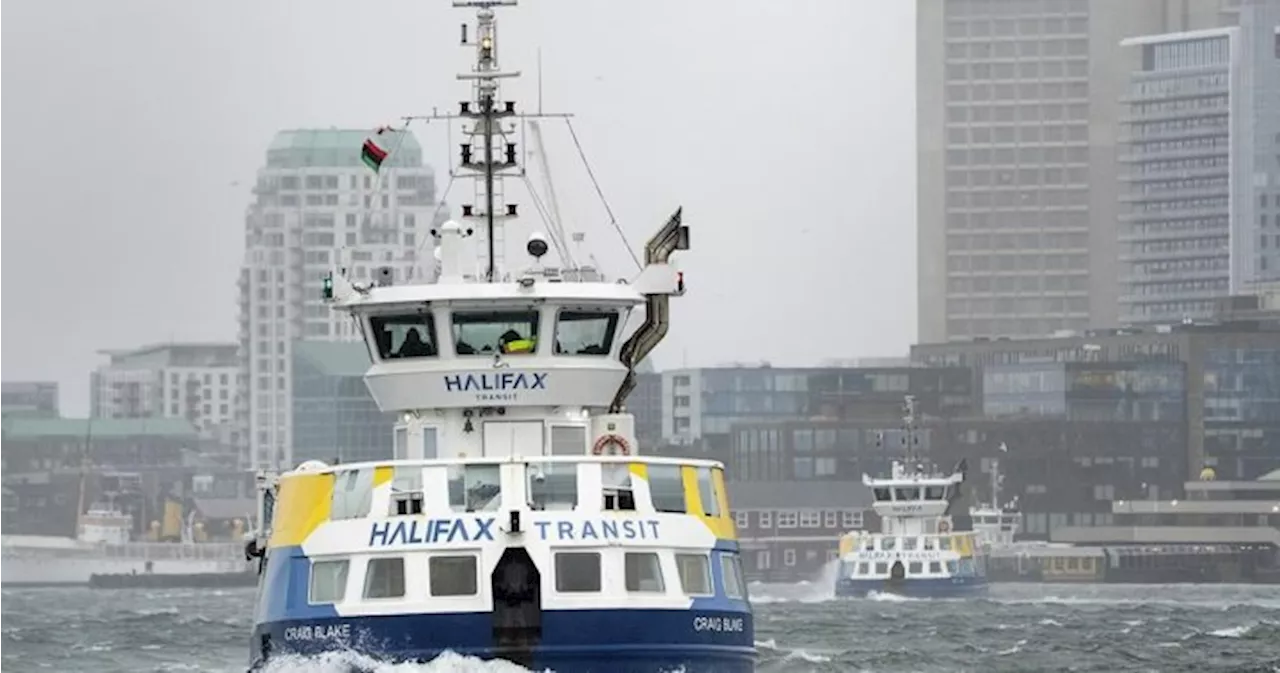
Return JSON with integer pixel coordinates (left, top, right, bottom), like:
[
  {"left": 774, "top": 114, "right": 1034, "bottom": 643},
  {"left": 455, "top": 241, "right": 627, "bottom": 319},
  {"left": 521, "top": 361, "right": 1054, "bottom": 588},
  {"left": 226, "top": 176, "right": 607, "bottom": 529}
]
[
  {"left": 938, "top": 520, "right": 951, "bottom": 534},
  {"left": 592, "top": 434, "right": 631, "bottom": 456}
]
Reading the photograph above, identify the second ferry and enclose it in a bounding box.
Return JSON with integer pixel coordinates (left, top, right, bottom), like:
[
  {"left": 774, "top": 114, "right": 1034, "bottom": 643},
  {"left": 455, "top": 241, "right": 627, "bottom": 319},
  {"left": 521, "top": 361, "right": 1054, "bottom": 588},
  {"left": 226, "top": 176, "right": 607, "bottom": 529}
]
[
  {"left": 833, "top": 396, "right": 989, "bottom": 598},
  {"left": 245, "top": 1, "right": 753, "bottom": 671}
]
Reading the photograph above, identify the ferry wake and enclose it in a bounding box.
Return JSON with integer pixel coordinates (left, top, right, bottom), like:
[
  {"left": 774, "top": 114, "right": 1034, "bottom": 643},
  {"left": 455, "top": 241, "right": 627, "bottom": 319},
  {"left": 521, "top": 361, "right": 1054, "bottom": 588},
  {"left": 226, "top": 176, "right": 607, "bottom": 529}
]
[{"left": 245, "top": 1, "right": 753, "bottom": 671}]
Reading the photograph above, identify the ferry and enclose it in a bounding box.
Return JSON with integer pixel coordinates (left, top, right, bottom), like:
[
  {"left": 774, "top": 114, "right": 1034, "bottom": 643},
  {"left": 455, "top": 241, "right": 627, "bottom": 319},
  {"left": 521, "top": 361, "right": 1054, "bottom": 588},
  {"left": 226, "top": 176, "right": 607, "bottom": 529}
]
[
  {"left": 2, "top": 472, "right": 247, "bottom": 587},
  {"left": 969, "top": 453, "right": 1022, "bottom": 551},
  {"left": 833, "top": 396, "right": 988, "bottom": 598},
  {"left": 245, "top": 2, "right": 753, "bottom": 671}
]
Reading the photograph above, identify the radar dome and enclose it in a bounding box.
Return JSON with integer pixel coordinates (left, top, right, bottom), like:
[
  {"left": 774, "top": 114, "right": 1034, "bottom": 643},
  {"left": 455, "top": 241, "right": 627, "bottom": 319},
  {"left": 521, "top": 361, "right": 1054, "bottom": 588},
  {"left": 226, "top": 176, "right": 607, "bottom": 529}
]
[{"left": 295, "top": 460, "right": 330, "bottom": 473}]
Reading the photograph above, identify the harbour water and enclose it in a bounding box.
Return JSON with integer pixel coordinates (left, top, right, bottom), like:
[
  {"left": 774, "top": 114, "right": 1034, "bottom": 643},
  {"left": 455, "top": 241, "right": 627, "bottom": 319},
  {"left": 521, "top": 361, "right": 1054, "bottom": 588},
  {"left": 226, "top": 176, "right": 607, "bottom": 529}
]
[{"left": 3, "top": 581, "right": 1277, "bottom": 673}]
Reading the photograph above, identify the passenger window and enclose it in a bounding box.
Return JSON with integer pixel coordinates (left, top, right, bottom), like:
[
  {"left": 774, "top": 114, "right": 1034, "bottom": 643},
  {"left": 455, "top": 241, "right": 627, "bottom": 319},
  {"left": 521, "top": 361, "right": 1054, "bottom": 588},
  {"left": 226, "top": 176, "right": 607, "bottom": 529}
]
[
  {"left": 946, "top": 560, "right": 959, "bottom": 574},
  {"left": 448, "top": 464, "right": 502, "bottom": 512},
  {"left": 527, "top": 463, "right": 578, "bottom": 511},
  {"left": 925, "top": 486, "right": 946, "bottom": 499},
  {"left": 555, "top": 552, "right": 602, "bottom": 593},
  {"left": 675, "top": 553, "right": 712, "bottom": 595},
  {"left": 720, "top": 554, "right": 747, "bottom": 600},
  {"left": 553, "top": 309, "right": 619, "bottom": 355},
  {"left": 430, "top": 555, "right": 478, "bottom": 596},
  {"left": 873, "top": 487, "right": 891, "bottom": 502},
  {"left": 939, "top": 536, "right": 953, "bottom": 551},
  {"left": 647, "top": 465, "right": 686, "bottom": 514},
  {"left": 451, "top": 309, "right": 539, "bottom": 355},
  {"left": 902, "top": 536, "right": 918, "bottom": 551},
  {"left": 696, "top": 467, "right": 720, "bottom": 517},
  {"left": 370, "top": 313, "right": 438, "bottom": 359},
  {"left": 929, "top": 561, "right": 942, "bottom": 573},
  {"left": 309, "top": 559, "right": 349, "bottom": 604},
  {"left": 894, "top": 487, "right": 921, "bottom": 500},
  {"left": 881, "top": 537, "right": 897, "bottom": 551},
  {"left": 331, "top": 469, "right": 373, "bottom": 520},
  {"left": 625, "top": 552, "right": 665, "bottom": 592},
  {"left": 856, "top": 562, "right": 869, "bottom": 574},
  {"left": 907, "top": 561, "right": 923, "bottom": 575},
  {"left": 364, "top": 557, "right": 406, "bottom": 599},
  {"left": 874, "top": 562, "right": 888, "bottom": 574}
]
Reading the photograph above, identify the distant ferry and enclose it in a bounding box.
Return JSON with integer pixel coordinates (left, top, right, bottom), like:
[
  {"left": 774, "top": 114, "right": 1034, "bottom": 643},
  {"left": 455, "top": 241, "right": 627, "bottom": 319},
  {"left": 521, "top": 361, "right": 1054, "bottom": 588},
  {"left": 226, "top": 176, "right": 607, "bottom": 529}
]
[
  {"left": 244, "top": 1, "right": 753, "bottom": 671},
  {"left": 834, "top": 396, "right": 988, "bottom": 598},
  {"left": 3, "top": 486, "right": 247, "bottom": 586}
]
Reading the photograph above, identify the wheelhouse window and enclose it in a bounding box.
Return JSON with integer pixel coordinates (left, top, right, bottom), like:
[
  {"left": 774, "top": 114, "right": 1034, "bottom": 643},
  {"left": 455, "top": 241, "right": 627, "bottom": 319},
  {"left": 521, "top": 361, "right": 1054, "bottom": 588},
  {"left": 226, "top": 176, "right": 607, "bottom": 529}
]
[
  {"left": 452, "top": 309, "right": 539, "bottom": 355},
  {"left": 332, "top": 468, "right": 374, "bottom": 520},
  {"left": 721, "top": 554, "right": 747, "bottom": 600},
  {"left": 448, "top": 464, "right": 502, "bottom": 512},
  {"left": 555, "top": 552, "right": 602, "bottom": 592},
  {"left": 553, "top": 309, "right": 619, "bottom": 355},
  {"left": 370, "top": 313, "right": 438, "bottom": 359},
  {"left": 430, "top": 555, "right": 478, "bottom": 596},
  {"left": 696, "top": 467, "right": 720, "bottom": 517},
  {"left": 527, "top": 462, "right": 578, "bottom": 511},
  {"left": 309, "top": 559, "right": 349, "bottom": 604},
  {"left": 624, "top": 552, "right": 665, "bottom": 592},
  {"left": 363, "top": 557, "right": 406, "bottom": 599},
  {"left": 648, "top": 465, "right": 686, "bottom": 514},
  {"left": 675, "top": 553, "right": 712, "bottom": 595}
]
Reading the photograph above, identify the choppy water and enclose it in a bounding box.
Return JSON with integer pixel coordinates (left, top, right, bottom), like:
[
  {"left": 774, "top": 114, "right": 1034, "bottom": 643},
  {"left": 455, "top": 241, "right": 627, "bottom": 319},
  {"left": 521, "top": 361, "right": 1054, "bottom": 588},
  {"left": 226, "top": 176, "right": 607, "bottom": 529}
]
[{"left": 2, "top": 582, "right": 1278, "bottom": 673}]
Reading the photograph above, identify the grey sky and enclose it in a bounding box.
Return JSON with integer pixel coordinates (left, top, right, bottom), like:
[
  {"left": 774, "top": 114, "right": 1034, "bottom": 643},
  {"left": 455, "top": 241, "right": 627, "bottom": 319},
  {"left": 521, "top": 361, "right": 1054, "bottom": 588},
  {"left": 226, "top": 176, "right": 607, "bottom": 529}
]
[{"left": 2, "top": 0, "right": 916, "bottom": 416}]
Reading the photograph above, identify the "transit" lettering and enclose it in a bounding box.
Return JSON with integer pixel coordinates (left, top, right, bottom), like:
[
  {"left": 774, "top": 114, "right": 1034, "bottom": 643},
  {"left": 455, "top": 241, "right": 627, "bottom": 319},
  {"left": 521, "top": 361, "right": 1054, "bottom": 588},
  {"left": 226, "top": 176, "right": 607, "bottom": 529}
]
[{"left": 533, "top": 519, "right": 661, "bottom": 542}]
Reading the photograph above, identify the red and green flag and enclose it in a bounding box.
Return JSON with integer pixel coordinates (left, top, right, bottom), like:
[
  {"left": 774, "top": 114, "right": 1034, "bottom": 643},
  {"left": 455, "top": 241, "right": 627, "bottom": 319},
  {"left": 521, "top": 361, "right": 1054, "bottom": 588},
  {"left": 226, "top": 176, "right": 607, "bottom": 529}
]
[{"left": 361, "top": 127, "right": 393, "bottom": 172}]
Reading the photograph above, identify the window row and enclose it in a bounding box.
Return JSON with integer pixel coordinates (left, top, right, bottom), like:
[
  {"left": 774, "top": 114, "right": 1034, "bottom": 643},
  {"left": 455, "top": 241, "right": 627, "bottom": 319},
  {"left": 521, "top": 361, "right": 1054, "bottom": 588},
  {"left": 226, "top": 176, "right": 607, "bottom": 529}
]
[
  {"left": 330, "top": 462, "right": 726, "bottom": 521},
  {"left": 369, "top": 308, "right": 620, "bottom": 360},
  {"left": 848, "top": 558, "right": 985, "bottom": 578},
  {"left": 736, "top": 509, "right": 864, "bottom": 530},
  {"left": 309, "top": 551, "right": 747, "bottom": 604}
]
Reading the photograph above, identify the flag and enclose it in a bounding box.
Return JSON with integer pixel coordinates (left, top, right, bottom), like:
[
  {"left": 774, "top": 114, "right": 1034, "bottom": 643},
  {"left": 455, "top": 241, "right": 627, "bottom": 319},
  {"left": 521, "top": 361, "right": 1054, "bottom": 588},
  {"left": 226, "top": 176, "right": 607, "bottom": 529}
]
[{"left": 361, "top": 127, "right": 394, "bottom": 173}]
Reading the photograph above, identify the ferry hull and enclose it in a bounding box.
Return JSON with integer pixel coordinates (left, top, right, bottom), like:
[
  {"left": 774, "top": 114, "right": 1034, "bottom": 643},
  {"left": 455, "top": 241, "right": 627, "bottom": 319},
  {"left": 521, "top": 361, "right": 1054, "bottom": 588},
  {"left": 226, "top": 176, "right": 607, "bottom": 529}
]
[
  {"left": 250, "top": 609, "right": 755, "bottom": 673},
  {"left": 834, "top": 576, "right": 988, "bottom": 599}
]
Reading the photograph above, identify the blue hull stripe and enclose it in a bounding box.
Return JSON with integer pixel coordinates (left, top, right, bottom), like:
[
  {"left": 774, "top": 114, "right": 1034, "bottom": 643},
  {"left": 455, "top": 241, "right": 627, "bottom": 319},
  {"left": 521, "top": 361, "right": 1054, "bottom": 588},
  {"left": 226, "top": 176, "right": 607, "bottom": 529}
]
[
  {"left": 254, "top": 609, "right": 754, "bottom": 673},
  {"left": 835, "top": 577, "right": 989, "bottom": 599}
]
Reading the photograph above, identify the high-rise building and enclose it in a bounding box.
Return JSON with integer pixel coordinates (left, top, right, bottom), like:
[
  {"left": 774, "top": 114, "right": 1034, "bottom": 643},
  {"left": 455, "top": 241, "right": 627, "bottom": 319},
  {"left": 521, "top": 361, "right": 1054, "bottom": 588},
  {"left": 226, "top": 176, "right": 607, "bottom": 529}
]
[
  {"left": 90, "top": 343, "right": 238, "bottom": 432},
  {"left": 238, "top": 129, "right": 442, "bottom": 470},
  {"left": 1117, "top": 1, "right": 1280, "bottom": 324},
  {"left": 916, "top": 0, "right": 1233, "bottom": 343}
]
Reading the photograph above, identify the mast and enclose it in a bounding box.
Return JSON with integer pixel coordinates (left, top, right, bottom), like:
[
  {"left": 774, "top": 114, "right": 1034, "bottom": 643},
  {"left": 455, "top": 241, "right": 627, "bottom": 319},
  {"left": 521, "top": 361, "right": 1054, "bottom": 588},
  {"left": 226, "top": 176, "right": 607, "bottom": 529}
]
[
  {"left": 455, "top": 0, "right": 522, "bottom": 282},
  {"left": 902, "top": 394, "right": 920, "bottom": 468}
]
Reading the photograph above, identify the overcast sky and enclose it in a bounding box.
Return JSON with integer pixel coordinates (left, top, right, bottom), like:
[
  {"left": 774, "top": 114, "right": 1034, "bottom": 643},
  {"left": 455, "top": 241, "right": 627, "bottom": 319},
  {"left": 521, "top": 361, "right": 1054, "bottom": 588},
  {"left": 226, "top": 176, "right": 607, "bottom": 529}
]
[{"left": 2, "top": 0, "right": 917, "bottom": 416}]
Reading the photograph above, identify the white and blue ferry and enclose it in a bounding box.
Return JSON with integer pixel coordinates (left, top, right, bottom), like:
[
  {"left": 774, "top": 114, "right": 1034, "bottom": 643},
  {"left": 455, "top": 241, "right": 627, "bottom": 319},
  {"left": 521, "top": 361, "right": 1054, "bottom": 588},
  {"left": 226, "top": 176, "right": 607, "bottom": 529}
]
[
  {"left": 833, "top": 397, "right": 988, "bottom": 599},
  {"left": 245, "top": 2, "right": 753, "bottom": 671}
]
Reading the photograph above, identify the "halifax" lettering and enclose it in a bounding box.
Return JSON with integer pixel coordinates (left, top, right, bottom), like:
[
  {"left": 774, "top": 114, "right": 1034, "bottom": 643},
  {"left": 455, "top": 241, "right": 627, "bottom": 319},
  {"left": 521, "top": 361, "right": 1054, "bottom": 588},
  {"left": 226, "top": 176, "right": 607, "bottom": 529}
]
[
  {"left": 443, "top": 372, "right": 548, "bottom": 393},
  {"left": 368, "top": 517, "right": 496, "bottom": 547}
]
